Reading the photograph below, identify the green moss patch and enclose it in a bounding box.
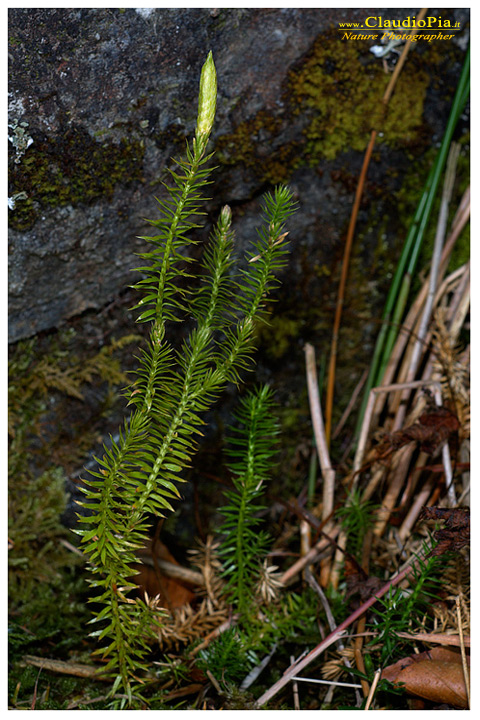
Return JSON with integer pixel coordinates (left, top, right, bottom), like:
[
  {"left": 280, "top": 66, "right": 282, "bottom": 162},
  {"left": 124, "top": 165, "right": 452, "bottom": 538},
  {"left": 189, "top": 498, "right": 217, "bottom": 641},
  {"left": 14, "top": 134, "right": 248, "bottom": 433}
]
[
  {"left": 9, "top": 126, "right": 145, "bottom": 231},
  {"left": 216, "top": 29, "right": 433, "bottom": 184},
  {"left": 289, "top": 30, "right": 429, "bottom": 161}
]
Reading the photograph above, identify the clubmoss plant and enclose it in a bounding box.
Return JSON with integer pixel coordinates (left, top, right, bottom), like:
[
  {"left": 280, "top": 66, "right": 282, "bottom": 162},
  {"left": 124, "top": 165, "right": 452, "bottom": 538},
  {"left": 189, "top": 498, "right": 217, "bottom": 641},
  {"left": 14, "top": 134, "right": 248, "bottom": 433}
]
[
  {"left": 218, "top": 385, "right": 280, "bottom": 615},
  {"left": 368, "top": 547, "right": 441, "bottom": 667},
  {"left": 197, "top": 626, "right": 258, "bottom": 690},
  {"left": 74, "top": 51, "right": 296, "bottom": 700},
  {"left": 337, "top": 489, "right": 377, "bottom": 562}
]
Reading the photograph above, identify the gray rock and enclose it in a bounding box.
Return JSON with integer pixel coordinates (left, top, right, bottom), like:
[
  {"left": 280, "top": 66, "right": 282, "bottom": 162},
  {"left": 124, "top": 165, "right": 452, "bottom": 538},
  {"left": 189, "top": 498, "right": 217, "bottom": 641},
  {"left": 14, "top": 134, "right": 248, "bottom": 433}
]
[{"left": 8, "top": 7, "right": 469, "bottom": 343}]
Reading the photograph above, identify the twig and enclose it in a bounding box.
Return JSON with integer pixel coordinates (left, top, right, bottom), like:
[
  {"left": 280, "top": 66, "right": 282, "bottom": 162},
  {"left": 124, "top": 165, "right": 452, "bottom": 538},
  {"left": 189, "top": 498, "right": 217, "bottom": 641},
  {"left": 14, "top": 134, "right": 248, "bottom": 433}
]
[
  {"left": 291, "top": 656, "right": 300, "bottom": 710},
  {"left": 291, "top": 677, "right": 362, "bottom": 689},
  {"left": 158, "top": 684, "right": 204, "bottom": 703},
  {"left": 300, "top": 518, "right": 311, "bottom": 559},
  {"left": 305, "top": 567, "right": 337, "bottom": 631},
  {"left": 31, "top": 666, "right": 42, "bottom": 711},
  {"left": 305, "top": 567, "right": 362, "bottom": 706},
  {"left": 354, "top": 528, "right": 374, "bottom": 699},
  {"left": 188, "top": 615, "right": 238, "bottom": 657},
  {"left": 206, "top": 669, "right": 223, "bottom": 696},
  {"left": 139, "top": 555, "right": 205, "bottom": 587},
  {"left": 305, "top": 343, "right": 335, "bottom": 524},
  {"left": 58, "top": 534, "right": 205, "bottom": 587},
  {"left": 456, "top": 596, "right": 470, "bottom": 708},
  {"left": 280, "top": 524, "right": 341, "bottom": 586},
  {"left": 59, "top": 538, "right": 85, "bottom": 558},
  {"left": 21, "top": 655, "right": 109, "bottom": 680},
  {"left": 255, "top": 548, "right": 426, "bottom": 707},
  {"left": 332, "top": 368, "right": 368, "bottom": 440},
  {"left": 329, "top": 529, "right": 347, "bottom": 592},
  {"left": 305, "top": 343, "right": 336, "bottom": 584},
  {"left": 396, "top": 631, "right": 470, "bottom": 647},
  {"left": 364, "top": 667, "right": 382, "bottom": 710}
]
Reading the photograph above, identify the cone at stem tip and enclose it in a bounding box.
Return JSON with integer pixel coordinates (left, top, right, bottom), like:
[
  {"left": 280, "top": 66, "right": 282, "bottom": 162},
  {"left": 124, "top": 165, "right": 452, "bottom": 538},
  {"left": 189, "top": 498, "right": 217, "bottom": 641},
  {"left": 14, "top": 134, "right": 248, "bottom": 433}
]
[{"left": 196, "top": 50, "right": 217, "bottom": 140}]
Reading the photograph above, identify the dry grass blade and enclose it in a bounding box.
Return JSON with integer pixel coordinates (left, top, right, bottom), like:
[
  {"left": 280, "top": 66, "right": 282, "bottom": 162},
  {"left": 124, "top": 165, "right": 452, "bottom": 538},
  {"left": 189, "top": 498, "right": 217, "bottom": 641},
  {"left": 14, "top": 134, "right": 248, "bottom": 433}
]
[
  {"left": 291, "top": 655, "right": 300, "bottom": 710},
  {"left": 404, "top": 144, "right": 460, "bottom": 383},
  {"left": 305, "top": 343, "right": 335, "bottom": 522},
  {"left": 371, "top": 185, "right": 469, "bottom": 427},
  {"left": 365, "top": 667, "right": 382, "bottom": 710},
  {"left": 280, "top": 525, "right": 341, "bottom": 586},
  {"left": 390, "top": 143, "right": 461, "bottom": 435},
  {"left": 324, "top": 8, "right": 428, "bottom": 442},
  {"left": 351, "top": 185, "right": 469, "bottom": 530},
  {"left": 396, "top": 631, "right": 470, "bottom": 648},
  {"left": 305, "top": 339, "right": 336, "bottom": 585},
  {"left": 332, "top": 368, "right": 368, "bottom": 441},
  {"left": 455, "top": 596, "right": 470, "bottom": 708},
  {"left": 354, "top": 379, "right": 444, "bottom": 473}
]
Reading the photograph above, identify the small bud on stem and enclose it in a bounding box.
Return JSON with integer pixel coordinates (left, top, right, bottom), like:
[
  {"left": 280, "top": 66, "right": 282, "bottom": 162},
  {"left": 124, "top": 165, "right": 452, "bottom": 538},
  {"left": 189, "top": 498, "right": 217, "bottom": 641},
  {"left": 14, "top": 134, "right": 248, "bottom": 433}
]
[{"left": 220, "top": 204, "right": 232, "bottom": 228}]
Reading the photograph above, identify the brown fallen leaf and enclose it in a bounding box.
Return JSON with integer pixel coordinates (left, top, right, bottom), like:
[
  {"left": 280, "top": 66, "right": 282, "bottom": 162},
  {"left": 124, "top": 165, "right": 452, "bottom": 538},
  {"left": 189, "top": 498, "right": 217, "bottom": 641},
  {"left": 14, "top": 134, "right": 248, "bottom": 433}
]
[
  {"left": 375, "top": 403, "right": 459, "bottom": 461},
  {"left": 381, "top": 646, "right": 469, "bottom": 709},
  {"left": 420, "top": 506, "right": 470, "bottom": 557},
  {"left": 344, "top": 555, "right": 384, "bottom": 605},
  {"left": 132, "top": 563, "right": 195, "bottom": 609},
  {"left": 131, "top": 538, "right": 196, "bottom": 609}
]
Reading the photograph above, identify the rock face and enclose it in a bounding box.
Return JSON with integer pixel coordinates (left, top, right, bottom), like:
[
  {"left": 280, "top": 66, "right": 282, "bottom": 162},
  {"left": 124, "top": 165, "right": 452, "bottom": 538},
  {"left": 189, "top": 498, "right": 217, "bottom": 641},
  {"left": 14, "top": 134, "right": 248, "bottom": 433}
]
[{"left": 9, "top": 7, "right": 469, "bottom": 343}]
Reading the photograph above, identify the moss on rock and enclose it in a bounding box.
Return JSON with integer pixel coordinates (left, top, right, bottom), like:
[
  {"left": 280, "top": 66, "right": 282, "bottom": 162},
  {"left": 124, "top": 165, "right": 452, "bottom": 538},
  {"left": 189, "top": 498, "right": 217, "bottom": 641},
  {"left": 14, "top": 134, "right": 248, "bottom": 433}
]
[
  {"left": 215, "top": 29, "right": 434, "bottom": 185},
  {"left": 8, "top": 126, "right": 145, "bottom": 231},
  {"left": 288, "top": 29, "right": 429, "bottom": 162}
]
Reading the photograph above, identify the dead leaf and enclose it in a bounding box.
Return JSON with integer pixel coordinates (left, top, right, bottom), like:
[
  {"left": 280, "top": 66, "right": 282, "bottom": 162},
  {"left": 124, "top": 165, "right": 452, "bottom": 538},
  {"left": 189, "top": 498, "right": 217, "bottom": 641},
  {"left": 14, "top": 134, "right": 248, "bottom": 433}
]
[
  {"left": 382, "top": 647, "right": 468, "bottom": 709},
  {"left": 407, "top": 405, "right": 460, "bottom": 455},
  {"left": 130, "top": 538, "right": 195, "bottom": 609},
  {"left": 375, "top": 404, "right": 459, "bottom": 461},
  {"left": 131, "top": 563, "right": 195, "bottom": 609},
  {"left": 420, "top": 506, "right": 470, "bottom": 557},
  {"left": 344, "top": 555, "right": 384, "bottom": 605}
]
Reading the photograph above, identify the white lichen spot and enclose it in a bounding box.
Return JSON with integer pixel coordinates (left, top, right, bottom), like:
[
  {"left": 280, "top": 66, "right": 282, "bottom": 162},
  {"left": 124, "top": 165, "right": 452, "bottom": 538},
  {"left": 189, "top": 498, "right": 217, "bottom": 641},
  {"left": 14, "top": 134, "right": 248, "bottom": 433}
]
[
  {"left": 136, "top": 8, "right": 155, "bottom": 19},
  {"left": 8, "top": 120, "right": 34, "bottom": 163},
  {"left": 8, "top": 92, "right": 26, "bottom": 118},
  {"left": 8, "top": 191, "right": 28, "bottom": 210}
]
